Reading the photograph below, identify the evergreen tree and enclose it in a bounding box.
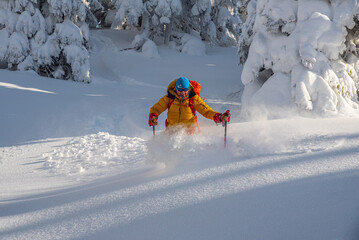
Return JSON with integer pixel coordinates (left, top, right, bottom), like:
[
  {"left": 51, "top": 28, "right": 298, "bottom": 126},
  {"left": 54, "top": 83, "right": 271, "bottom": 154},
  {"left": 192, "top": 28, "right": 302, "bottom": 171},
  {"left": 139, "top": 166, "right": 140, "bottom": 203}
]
[
  {"left": 0, "top": 0, "right": 93, "bottom": 83},
  {"left": 237, "top": 0, "right": 255, "bottom": 64},
  {"left": 109, "top": 0, "right": 241, "bottom": 49},
  {"left": 0, "top": 0, "right": 243, "bottom": 83},
  {"left": 211, "top": 0, "right": 241, "bottom": 46},
  {"left": 85, "top": 0, "right": 104, "bottom": 28},
  {"left": 111, "top": 0, "right": 143, "bottom": 29}
]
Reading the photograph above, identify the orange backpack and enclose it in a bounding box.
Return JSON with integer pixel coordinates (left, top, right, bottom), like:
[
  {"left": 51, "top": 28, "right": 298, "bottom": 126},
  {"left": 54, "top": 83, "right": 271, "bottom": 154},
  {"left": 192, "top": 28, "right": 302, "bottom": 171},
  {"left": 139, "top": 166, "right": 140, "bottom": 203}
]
[
  {"left": 189, "top": 80, "right": 201, "bottom": 96},
  {"left": 188, "top": 80, "right": 200, "bottom": 117}
]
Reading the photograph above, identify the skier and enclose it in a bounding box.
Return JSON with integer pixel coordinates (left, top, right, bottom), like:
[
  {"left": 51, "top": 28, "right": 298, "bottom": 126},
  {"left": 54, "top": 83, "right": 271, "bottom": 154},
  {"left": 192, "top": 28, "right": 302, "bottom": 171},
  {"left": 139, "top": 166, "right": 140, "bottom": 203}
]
[{"left": 148, "top": 77, "right": 230, "bottom": 134}]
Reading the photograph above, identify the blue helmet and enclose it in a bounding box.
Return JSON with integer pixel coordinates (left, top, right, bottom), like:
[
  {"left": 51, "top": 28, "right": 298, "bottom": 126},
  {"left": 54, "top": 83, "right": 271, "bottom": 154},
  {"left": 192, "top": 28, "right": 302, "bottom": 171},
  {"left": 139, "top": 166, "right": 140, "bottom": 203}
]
[{"left": 175, "top": 77, "right": 190, "bottom": 90}]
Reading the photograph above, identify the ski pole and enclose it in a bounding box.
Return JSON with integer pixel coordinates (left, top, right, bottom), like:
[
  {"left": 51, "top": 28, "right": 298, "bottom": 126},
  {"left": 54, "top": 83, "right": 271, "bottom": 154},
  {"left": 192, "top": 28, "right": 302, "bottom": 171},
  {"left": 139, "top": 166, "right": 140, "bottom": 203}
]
[
  {"left": 222, "top": 110, "right": 230, "bottom": 148},
  {"left": 224, "top": 121, "right": 227, "bottom": 148},
  {"left": 153, "top": 125, "right": 155, "bottom": 136}
]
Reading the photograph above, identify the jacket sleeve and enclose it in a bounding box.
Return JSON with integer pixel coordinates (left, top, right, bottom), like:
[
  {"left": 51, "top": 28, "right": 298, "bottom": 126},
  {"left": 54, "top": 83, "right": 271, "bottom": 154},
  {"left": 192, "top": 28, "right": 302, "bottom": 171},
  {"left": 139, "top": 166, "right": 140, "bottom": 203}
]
[
  {"left": 194, "top": 95, "right": 218, "bottom": 120},
  {"left": 149, "top": 95, "right": 170, "bottom": 117}
]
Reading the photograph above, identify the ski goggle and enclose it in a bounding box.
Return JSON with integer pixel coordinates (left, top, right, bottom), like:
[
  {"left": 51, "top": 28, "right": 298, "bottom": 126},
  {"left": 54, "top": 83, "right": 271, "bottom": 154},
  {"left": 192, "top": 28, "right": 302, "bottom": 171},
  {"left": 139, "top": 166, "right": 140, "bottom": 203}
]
[{"left": 177, "top": 88, "right": 189, "bottom": 92}]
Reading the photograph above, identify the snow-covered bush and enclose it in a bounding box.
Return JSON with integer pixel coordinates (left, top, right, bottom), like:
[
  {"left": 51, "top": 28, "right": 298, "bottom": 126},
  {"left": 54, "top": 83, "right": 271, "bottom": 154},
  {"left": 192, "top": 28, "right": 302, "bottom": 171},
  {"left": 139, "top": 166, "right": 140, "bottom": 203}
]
[
  {"left": 0, "top": 0, "right": 94, "bottom": 83},
  {"left": 240, "top": 0, "right": 359, "bottom": 117}
]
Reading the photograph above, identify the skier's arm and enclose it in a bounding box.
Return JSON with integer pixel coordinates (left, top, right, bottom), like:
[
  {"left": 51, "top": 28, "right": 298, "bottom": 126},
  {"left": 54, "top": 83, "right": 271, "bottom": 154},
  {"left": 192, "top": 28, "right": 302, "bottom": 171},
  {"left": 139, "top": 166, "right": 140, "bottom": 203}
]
[
  {"left": 194, "top": 95, "right": 218, "bottom": 120},
  {"left": 149, "top": 95, "right": 170, "bottom": 117}
]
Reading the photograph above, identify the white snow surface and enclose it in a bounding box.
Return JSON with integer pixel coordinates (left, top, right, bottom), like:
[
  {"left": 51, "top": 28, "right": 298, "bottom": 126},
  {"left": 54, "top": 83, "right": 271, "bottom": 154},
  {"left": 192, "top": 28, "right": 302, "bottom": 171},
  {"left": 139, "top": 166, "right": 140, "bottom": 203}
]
[{"left": 1, "top": 29, "right": 359, "bottom": 240}]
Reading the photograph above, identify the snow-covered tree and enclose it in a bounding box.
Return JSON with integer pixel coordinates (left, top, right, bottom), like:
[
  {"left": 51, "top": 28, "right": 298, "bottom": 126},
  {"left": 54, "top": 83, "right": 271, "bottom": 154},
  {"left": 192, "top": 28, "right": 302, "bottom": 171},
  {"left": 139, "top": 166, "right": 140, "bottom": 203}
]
[
  {"left": 111, "top": 0, "right": 143, "bottom": 29},
  {"left": 0, "top": 0, "right": 93, "bottom": 83},
  {"left": 108, "top": 0, "right": 241, "bottom": 50},
  {"left": 240, "top": 0, "right": 359, "bottom": 117},
  {"left": 210, "top": 0, "right": 242, "bottom": 46},
  {"left": 182, "top": 0, "right": 212, "bottom": 40},
  {"left": 85, "top": 0, "right": 105, "bottom": 28},
  {"left": 237, "top": 0, "right": 255, "bottom": 64},
  {"left": 145, "top": 0, "right": 182, "bottom": 45}
]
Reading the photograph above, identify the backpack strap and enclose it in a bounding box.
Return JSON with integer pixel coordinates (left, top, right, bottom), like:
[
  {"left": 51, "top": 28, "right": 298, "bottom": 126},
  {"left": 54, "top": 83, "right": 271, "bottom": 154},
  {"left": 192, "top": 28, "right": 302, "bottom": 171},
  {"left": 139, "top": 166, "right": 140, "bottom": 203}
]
[
  {"left": 188, "top": 89, "right": 196, "bottom": 116},
  {"left": 188, "top": 88, "right": 196, "bottom": 99},
  {"left": 167, "top": 91, "right": 175, "bottom": 109},
  {"left": 188, "top": 92, "right": 200, "bottom": 132}
]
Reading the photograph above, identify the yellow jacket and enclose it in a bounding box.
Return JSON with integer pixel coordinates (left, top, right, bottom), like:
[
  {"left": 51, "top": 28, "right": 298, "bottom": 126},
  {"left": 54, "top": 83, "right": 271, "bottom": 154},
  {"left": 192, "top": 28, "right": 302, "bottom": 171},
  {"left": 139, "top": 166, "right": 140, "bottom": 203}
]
[{"left": 149, "top": 80, "right": 218, "bottom": 128}]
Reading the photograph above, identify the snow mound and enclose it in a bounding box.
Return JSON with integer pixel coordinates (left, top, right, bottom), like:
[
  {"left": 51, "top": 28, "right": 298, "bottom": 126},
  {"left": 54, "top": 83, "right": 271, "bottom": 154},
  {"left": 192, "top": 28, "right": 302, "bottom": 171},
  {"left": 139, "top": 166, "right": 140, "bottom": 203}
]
[
  {"left": 142, "top": 39, "right": 159, "bottom": 59},
  {"left": 42, "top": 132, "right": 148, "bottom": 179},
  {"left": 181, "top": 34, "right": 206, "bottom": 56},
  {"left": 241, "top": 72, "right": 295, "bottom": 120}
]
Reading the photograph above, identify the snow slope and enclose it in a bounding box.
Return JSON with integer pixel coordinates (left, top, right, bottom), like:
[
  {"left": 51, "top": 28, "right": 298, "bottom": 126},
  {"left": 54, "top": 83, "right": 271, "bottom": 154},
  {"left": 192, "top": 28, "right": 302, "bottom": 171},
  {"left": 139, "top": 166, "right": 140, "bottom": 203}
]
[{"left": 1, "top": 29, "right": 359, "bottom": 240}]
